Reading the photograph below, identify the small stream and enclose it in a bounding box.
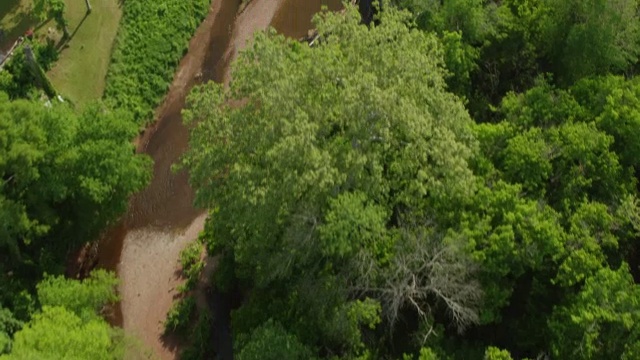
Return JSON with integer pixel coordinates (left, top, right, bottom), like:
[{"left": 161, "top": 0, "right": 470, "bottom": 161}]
[{"left": 94, "top": 0, "right": 344, "bottom": 358}]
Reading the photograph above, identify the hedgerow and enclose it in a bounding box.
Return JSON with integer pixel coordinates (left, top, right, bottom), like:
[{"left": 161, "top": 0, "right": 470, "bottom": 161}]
[{"left": 104, "top": 0, "right": 210, "bottom": 125}]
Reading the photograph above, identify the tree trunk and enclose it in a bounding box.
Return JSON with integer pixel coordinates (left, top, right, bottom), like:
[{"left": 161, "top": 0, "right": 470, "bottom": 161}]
[{"left": 85, "top": 0, "right": 92, "bottom": 13}]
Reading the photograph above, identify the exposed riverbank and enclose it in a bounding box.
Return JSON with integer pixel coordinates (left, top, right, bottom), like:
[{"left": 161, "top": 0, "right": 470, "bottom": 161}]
[{"left": 96, "top": 0, "right": 342, "bottom": 358}]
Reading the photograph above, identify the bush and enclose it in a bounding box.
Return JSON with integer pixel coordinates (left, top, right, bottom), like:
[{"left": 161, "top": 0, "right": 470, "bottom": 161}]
[
  {"left": 177, "top": 241, "right": 204, "bottom": 293},
  {"left": 104, "top": 0, "right": 210, "bottom": 125},
  {"left": 163, "top": 296, "right": 196, "bottom": 335}
]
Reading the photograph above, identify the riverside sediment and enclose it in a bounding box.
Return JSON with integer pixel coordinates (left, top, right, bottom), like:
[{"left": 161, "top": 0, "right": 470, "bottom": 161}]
[{"left": 96, "top": 1, "right": 343, "bottom": 358}]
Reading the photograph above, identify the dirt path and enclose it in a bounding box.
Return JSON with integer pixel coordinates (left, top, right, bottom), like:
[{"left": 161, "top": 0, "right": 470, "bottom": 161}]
[{"left": 96, "top": 0, "right": 345, "bottom": 358}]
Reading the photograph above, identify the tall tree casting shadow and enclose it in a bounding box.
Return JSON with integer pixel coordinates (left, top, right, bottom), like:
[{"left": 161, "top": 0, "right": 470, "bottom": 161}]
[{"left": 55, "top": 12, "right": 90, "bottom": 50}]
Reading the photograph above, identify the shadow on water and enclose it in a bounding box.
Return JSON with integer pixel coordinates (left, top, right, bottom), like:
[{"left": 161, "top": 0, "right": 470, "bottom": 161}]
[{"left": 270, "top": 0, "right": 343, "bottom": 39}]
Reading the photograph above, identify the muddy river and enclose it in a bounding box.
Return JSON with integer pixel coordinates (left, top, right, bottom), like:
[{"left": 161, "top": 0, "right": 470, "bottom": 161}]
[{"left": 95, "top": 0, "right": 342, "bottom": 358}]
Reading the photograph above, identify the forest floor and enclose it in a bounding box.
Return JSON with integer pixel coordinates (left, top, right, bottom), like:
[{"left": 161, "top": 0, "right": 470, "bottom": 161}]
[{"left": 47, "top": 0, "right": 122, "bottom": 106}]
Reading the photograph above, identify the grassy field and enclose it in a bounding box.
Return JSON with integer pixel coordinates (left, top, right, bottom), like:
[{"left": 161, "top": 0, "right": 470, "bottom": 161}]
[
  {"left": 0, "top": 0, "right": 36, "bottom": 52},
  {"left": 47, "top": 0, "right": 123, "bottom": 106}
]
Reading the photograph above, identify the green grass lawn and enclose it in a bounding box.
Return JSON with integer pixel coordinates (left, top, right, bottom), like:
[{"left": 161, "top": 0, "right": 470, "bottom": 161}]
[
  {"left": 47, "top": 0, "right": 123, "bottom": 106},
  {"left": 0, "top": 0, "right": 37, "bottom": 51}
]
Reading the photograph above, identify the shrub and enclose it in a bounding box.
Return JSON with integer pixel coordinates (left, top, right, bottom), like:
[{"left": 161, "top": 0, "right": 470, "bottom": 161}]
[
  {"left": 163, "top": 296, "right": 196, "bottom": 335},
  {"left": 104, "top": 0, "right": 210, "bottom": 125},
  {"left": 177, "top": 241, "right": 204, "bottom": 293}
]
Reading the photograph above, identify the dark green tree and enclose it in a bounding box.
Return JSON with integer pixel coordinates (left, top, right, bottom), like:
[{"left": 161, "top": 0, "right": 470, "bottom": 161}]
[
  {"left": 32, "top": 0, "right": 70, "bottom": 38},
  {"left": 0, "top": 94, "right": 150, "bottom": 319},
  {"left": 548, "top": 264, "right": 640, "bottom": 360},
  {"left": 542, "top": 0, "right": 640, "bottom": 84},
  {"left": 0, "top": 271, "right": 126, "bottom": 360}
]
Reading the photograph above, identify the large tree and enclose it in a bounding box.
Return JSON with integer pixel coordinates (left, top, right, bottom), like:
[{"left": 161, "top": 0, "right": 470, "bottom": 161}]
[
  {"left": 0, "top": 270, "right": 126, "bottom": 359},
  {"left": 182, "top": 3, "right": 640, "bottom": 359},
  {"left": 0, "top": 94, "right": 150, "bottom": 318},
  {"left": 183, "top": 5, "right": 481, "bottom": 357},
  {"left": 32, "top": 0, "right": 70, "bottom": 38},
  {"left": 542, "top": 0, "right": 640, "bottom": 85}
]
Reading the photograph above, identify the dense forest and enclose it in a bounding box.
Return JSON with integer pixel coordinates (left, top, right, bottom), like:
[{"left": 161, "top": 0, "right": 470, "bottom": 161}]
[{"left": 2, "top": 0, "right": 640, "bottom": 359}]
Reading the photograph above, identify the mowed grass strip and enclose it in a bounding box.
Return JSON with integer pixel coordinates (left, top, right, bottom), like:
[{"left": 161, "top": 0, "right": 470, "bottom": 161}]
[
  {"left": 104, "top": 0, "right": 211, "bottom": 125},
  {"left": 47, "top": 0, "right": 123, "bottom": 106}
]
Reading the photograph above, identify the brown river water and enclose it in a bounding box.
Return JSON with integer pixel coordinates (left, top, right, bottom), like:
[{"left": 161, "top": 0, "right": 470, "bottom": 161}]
[{"left": 95, "top": 0, "right": 341, "bottom": 358}]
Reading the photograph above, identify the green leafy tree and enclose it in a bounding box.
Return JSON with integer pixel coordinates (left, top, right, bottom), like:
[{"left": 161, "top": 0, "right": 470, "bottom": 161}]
[
  {"left": 36, "top": 270, "right": 119, "bottom": 321},
  {"left": 0, "top": 94, "right": 150, "bottom": 319},
  {"left": 1, "top": 306, "right": 122, "bottom": 360},
  {"left": 183, "top": 5, "right": 481, "bottom": 356},
  {"left": 398, "top": 0, "right": 549, "bottom": 118},
  {"left": 0, "top": 94, "right": 150, "bottom": 261},
  {"left": 32, "top": 0, "right": 69, "bottom": 38},
  {"left": 542, "top": 0, "right": 640, "bottom": 84},
  {"left": 236, "top": 320, "right": 315, "bottom": 360},
  {"left": 466, "top": 73, "right": 640, "bottom": 356},
  {"left": 0, "top": 271, "right": 124, "bottom": 360},
  {"left": 0, "top": 41, "right": 59, "bottom": 99},
  {"left": 571, "top": 75, "right": 640, "bottom": 170},
  {"left": 484, "top": 346, "right": 513, "bottom": 360},
  {"left": 0, "top": 308, "right": 22, "bottom": 355},
  {"left": 548, "top": 264, "right": 640, "bottom": 360}
]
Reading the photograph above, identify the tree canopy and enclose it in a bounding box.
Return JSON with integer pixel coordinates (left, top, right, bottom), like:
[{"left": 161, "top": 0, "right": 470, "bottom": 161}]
[
  {"left": 0, "top": 270, "right": 125, "bottom": 360},
  {"left": 0, "top": 93, "right": 150, "bottom": 342},
  {"left": 182, "top": 3, "right": 640, "bottom": 359},
  {"left": 183, "top": 6, "right": 483, "bottom": 357},
  {"left": 4, "top": 0, "right": 640, "bottom": 358}
]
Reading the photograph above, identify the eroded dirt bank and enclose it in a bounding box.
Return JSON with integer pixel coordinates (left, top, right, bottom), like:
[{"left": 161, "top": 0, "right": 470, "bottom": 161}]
[{"left": 96, "top": 0, "right": 342, "bottom": 358}]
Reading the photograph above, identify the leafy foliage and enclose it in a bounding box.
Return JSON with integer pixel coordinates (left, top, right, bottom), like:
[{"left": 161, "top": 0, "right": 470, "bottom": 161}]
[
  {"left": 0, "top": 94, "right": 150, "bottom": 339},
  {"left": 0, "top": 271, "right": 124, "bottom": 360},
  {"left": 182, "top": 2, "right": 640, "bottom": 359},
  {"left": 36, "top": 270, "right": 119, "bottom": 321},
  {"left": 164, "top": 296, "right": 196, "bottom": 335},
  {"left": 236, "top": 320, "right": 314, "bottom": 360},
  {"left": 179, "top": 312, "right": 214, "bottom": 360},
  {"left": 0, "top": 95, "right": 150, "bottom": 274},
  {"left": 32, "top": 0, "right": 68, "bottom": 36},
  {"left": 177, "top": 241, "right": 204, "bottom": 293},
  {"left": 0, "top": 308, "right": 22, "bottom": 355},
  {"left": 549, "top": 264, "right": 640, "bottom": 360},
  {"left": 0, "top": 306, "right": 122, "bottom": 360},
  {"left": 104, "top": 0, "right": 210, "bottom": 124},
  {"left": 184, "top": 5, "right": 482, "bottom": 357},
  {"left": 0, "top": 41, "right": 59, "bottom": 99},
  {"left": 542, "top": 0, "right": 640, "bottom": 84}
]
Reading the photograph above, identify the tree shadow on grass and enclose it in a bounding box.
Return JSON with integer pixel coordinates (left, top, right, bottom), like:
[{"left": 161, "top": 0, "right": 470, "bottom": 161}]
[
  {"left": 54, "top": 12, "right": 90, "bottom": 51},
  {"left": 68, "top": 12, "right": 90, "bottom": 41}
]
